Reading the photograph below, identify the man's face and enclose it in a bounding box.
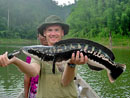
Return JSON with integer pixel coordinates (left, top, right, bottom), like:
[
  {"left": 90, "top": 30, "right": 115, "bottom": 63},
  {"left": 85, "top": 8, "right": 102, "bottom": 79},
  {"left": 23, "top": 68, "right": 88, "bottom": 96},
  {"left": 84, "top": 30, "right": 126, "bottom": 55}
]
[{"left": 44, "top": 25, "right": 64, "bottom": 46}]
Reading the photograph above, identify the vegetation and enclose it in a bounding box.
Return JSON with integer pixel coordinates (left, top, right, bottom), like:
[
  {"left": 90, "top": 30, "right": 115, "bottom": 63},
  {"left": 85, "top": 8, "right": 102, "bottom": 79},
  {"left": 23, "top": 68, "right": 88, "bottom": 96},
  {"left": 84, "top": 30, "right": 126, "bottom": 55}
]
[
  {"left": 0, "top": 38, "right": 37, "bottom": 45},
  {"left": 0, "top": 0, "right": 130, "bottom": 48},
  {"left": 0, "top": 0, "right": 74, "bottom": 39},
  {"left": 0, "top": 37, "right": 129, "bottom": 48},
  {"left": 66, "top": 0, "right": 130, "bottom": 38}
]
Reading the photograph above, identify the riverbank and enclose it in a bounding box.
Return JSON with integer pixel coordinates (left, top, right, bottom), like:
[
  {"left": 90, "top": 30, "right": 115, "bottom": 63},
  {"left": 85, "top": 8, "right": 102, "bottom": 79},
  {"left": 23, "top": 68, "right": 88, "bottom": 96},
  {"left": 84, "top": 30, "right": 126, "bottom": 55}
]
[
  {"left": 0, "top": 37, "right": 130, "bottom": 48},
  {"left": 88, "top": 37, "right": 130, "bottom": 49},
  {"left": 0, "top": 38, "right": 37, "bottom": 45}
]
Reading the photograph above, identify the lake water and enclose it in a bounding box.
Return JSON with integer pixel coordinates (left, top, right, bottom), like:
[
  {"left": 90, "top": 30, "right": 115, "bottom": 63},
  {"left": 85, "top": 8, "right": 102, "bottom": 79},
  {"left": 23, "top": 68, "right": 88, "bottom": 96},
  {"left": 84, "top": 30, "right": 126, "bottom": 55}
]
[{"left": 0, "top": 45, "right": 130, "bottom": 98}]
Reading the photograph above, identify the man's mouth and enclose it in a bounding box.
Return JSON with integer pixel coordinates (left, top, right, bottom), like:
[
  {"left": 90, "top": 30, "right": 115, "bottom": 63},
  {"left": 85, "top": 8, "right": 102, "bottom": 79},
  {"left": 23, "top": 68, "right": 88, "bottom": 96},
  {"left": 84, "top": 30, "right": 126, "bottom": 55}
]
[{"left": 50, "top": 37, "right": 57, "bottom": 41}]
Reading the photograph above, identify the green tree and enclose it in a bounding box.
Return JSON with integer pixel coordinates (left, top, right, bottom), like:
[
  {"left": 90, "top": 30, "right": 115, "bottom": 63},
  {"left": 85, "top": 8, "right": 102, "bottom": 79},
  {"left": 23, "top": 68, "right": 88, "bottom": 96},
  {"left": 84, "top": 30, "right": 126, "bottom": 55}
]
[
  {"left": 0, "top": 0, "right": 74, "bottom": 39},
  {"left": 66, "top": 0, "right": 130, "bottom": 38}
]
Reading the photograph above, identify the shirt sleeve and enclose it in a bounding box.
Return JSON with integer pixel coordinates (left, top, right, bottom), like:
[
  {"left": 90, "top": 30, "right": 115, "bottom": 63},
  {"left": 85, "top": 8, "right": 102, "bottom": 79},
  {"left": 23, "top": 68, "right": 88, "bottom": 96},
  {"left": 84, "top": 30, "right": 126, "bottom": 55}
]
[{"left": 30, "top": 58, "right": 41, "bottom": 65}]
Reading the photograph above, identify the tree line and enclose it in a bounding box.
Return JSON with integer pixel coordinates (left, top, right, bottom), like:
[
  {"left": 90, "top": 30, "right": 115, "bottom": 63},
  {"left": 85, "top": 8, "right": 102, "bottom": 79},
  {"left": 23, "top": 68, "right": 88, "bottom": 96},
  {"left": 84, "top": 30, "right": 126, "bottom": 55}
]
[
  {"left": 0, "top": 0, "right": 130, "bottom": 39},
  {"left": 0, "top": 0, "right": 74, "bottom": 39},
  {"left": 66, "top": 0, "right": 130, "bottom": 38}
]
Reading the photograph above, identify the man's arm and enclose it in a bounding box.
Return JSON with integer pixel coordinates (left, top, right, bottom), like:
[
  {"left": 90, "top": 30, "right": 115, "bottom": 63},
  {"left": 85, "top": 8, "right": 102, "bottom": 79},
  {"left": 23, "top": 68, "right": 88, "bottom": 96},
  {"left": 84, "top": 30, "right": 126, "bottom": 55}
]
[
  {"left": 0, "top": 52, "right": 40, "bottom": 77},
  {"left": 61, "top": 51, "right": 88, "bottom": 86}
]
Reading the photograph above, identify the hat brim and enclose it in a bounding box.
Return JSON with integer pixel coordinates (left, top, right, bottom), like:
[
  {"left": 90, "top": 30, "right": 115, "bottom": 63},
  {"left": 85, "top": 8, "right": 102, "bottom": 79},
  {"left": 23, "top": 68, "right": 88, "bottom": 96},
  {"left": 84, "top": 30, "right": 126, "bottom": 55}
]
[{"left": 37, "top": 23, "right": 69, "bottom": 35}]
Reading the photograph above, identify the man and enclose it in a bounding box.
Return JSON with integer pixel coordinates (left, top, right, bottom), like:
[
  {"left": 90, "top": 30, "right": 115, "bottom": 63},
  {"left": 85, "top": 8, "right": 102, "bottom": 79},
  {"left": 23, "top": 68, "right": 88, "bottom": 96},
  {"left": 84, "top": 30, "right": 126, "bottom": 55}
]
[{"left": 0, "top": 15, "right": 88, "bottom": 98}]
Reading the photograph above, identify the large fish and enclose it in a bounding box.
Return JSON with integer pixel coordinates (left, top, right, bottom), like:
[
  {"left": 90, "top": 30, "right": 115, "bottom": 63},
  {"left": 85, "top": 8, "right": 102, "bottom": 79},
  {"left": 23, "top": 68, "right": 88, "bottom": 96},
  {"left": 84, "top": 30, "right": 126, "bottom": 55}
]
[{"left": 22, "top": 38, "right": 126, "bottom": 83}]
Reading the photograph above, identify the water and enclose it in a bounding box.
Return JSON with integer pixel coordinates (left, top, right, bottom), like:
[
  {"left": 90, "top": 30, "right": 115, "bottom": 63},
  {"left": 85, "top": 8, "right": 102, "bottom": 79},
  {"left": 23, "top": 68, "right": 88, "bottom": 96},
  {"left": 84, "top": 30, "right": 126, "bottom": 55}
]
[
  {"left": 0, "top": 45, "right": 26, "bottom": 98},
  {"left": 78, "top": 48, "right": 130, "bottom": 98},
  {"left": 0, "top": 45, "right": 130, "bottom": 98}
]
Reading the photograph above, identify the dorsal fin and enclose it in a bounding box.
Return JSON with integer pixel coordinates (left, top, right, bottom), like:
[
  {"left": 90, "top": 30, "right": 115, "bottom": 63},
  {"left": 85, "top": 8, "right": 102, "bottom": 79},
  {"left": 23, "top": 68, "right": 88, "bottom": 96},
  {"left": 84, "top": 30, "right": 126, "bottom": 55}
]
[{"left": 54, "top": 38, "right": 115, "bottom": 60}]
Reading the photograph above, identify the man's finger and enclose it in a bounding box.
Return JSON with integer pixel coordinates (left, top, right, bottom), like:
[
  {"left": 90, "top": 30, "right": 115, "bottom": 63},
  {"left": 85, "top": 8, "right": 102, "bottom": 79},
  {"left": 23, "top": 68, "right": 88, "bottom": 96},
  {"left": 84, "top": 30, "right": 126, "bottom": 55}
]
[
  {"left": 84, "top": 56, "right": 88, "bottom": 63},
  {"left": 0, "top": 55, "right": 6, "bottom": 67},
  {"left": 75, "top": 51, "right": 80, "bottom": 62},
  {"left": 79, "top": 52, "right": 84, "bottom": 64},
  {"left": 71, "top": 53, "right": 75, "bottom": 61}
]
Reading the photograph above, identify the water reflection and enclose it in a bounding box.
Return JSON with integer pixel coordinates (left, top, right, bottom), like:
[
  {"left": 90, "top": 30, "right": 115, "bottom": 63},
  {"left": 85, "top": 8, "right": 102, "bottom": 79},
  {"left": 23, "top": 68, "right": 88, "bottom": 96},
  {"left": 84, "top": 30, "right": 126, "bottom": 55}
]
[
  {"left": 78, "top": 48, "right": 130, "bottom": 98},
  {"left": 0, "top": 46, "right": 26, "bottom": 98},
  {"left": 0, "top": 65, "right": 24, "bottom": 97}
]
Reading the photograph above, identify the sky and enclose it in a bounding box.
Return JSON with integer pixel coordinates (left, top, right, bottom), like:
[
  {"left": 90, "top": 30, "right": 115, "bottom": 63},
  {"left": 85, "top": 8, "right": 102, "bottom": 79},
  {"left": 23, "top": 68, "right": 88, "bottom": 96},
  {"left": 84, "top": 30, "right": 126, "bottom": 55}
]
[{"left": 53, "top": 0, "right": 75, "bottom": 5}]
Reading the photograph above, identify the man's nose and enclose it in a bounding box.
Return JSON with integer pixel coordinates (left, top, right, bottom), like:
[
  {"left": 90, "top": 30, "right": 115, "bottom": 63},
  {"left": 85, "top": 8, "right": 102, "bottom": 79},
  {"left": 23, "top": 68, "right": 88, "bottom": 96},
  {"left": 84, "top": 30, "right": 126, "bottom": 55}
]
[{"left": 51, "top": 30, "right": 56, "bottom": 35}]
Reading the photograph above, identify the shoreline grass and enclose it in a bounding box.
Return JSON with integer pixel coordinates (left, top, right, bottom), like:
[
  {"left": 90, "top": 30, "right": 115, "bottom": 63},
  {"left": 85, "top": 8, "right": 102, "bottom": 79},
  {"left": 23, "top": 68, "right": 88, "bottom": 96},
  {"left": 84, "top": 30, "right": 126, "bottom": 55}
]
[
  {"left": 89, "top": 37, "right": 130, "bottom": 49},
  {"left": 0, "top": 37, "right": 130, "bottom": 48},
  {"left": 0, "top": 38, "right": 37, "bottom": 45}
]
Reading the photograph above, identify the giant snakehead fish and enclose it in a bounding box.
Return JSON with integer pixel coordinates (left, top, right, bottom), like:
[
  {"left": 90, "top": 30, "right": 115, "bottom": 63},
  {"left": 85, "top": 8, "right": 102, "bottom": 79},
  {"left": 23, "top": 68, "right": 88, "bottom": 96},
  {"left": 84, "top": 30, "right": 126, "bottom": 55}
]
[{"left": 9, "top": 38, "right": 126, "bottom": 83}]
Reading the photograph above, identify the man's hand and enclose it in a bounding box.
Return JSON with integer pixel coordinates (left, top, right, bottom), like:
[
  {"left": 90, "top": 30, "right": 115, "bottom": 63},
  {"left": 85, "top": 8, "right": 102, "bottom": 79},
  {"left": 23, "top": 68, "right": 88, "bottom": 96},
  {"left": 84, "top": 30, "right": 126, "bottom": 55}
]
[
  {"left": 0, "top": 52, "right": 14, "bottom": 67},
  {"left": 69, "top": 51, "right": 88, "bottom": 65},
  {"left": 62, "top": 51, "right": 88, "bottom": 86}
]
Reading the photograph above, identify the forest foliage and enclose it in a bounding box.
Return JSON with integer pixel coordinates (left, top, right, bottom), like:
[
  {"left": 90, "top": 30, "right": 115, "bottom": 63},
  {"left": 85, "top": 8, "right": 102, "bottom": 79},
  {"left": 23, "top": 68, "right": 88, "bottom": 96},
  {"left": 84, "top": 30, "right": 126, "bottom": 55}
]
[
  {"left": 0, "top": 0, "right": 73, "bottom": 39},
  {"left": 66, "top": 0, "right": 130, "bottom": 38},
  {"left": 0, "top": 0, "right": 130, "bottom": 39}
]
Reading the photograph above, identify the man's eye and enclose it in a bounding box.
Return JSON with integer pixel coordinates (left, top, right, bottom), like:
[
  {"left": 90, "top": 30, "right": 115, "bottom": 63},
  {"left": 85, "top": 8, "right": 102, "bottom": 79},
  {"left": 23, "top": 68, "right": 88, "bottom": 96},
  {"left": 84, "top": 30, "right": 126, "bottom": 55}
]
[
  {"left": 55, "top": 29, "right": 59, "bottom": 31},
  {"left": 48, "top": 29, "right": 52, "bottom": 31}
]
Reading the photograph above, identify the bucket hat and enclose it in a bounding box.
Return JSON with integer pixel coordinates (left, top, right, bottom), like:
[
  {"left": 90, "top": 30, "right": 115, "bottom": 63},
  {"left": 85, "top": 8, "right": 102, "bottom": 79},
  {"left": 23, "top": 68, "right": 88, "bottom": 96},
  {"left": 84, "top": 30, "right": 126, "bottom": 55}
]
[{"left": 37, "top": 15, "right": 69, "bottom": 35}]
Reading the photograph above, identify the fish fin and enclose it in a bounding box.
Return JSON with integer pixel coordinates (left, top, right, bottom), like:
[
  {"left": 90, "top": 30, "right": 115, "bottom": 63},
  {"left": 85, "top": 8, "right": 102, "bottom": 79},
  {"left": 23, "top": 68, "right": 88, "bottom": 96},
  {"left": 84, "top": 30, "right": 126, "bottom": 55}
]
[
  {"left": 87, "top": 64, "right": 103, "bottom": 71},
  {"left": 107, "top": 71, "right": 114, "bottom": 83},
  {"left": 107, "top": 63, "right": 126, "bottom": 83}
]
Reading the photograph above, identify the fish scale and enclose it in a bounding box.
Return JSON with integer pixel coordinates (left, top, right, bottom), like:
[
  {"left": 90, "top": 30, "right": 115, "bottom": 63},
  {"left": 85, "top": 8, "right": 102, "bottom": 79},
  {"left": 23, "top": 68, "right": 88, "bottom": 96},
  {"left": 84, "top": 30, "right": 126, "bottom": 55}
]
[{"left": 22, "top": 38, "right": 126, "bottom": 83}]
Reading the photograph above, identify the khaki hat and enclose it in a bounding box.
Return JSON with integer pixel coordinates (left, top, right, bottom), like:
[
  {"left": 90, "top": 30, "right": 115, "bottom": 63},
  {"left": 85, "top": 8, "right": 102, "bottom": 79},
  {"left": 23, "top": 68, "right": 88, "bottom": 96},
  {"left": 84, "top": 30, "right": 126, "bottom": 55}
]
[{"left": 37, "top": 15, "right": 69, "bottom": 35}]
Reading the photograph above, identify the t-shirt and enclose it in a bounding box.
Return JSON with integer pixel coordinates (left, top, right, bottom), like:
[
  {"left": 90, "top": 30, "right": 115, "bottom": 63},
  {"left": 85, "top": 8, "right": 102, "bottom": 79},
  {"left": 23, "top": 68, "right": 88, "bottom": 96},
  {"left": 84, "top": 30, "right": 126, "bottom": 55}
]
[{"left": 31, "top": 59, "right": 77, "bottom": 98}]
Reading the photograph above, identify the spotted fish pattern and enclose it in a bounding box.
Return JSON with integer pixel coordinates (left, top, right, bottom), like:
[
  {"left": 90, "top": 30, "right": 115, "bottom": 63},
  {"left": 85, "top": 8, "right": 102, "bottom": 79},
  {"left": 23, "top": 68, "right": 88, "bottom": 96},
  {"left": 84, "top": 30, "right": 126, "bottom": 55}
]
[{"left": 22, "top": 38, "right": 126, "bottom": 83}]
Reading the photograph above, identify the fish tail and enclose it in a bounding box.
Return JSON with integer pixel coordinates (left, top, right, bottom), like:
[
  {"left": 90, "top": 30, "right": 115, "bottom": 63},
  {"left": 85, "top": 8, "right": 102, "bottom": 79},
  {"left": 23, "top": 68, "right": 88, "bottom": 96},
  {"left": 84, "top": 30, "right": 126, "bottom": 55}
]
[{"left": 107, "top": 63, "right": 126, "bottom": 83}]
